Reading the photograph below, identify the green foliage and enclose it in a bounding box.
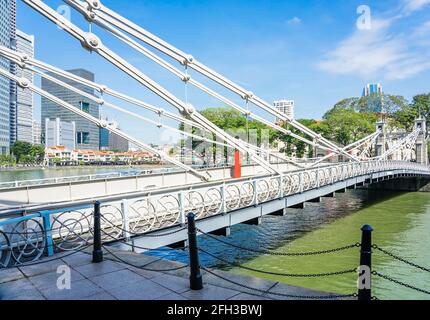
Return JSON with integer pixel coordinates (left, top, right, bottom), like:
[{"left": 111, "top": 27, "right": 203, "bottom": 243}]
[
  {"left": 11, "top": 141, "right": 45, "bottom": 164},
  {"left": 0, "top": 154, "right": 16, "bottom": 166},
  {"left": 323, "top": 109, "right": 377, "bottom": 146},
  {"left": 325, "top": 94, "right": 407, "bottom": 116},
  {"left": 11, "top": 141, "right": 32, "bottom": 163}
]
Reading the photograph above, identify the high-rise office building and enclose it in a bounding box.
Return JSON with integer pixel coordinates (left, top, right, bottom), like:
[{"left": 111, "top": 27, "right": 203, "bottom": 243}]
[
  {"left": 32, "top": 120, "right": 41, "bottom": 145},
  {"left": 99, "top": 119, "right": 129, "bottom": 152},
  {"left": 45, "top": 118, "right": 76, "bottom": 150},
  {"left": 41, "top": 69, "right": 100, "bottom": 150},
  {"left": 0, "top": 0, "right": 16, "bottom": 154},
  {"left": 363, "top": 83, "right": 383, "bottom": 97},
  {"left": 15, "top": 29, "right": 34, "bottom": 144},
  {"left": 274, "top": 99, "right": 295, "bottom": 124}
]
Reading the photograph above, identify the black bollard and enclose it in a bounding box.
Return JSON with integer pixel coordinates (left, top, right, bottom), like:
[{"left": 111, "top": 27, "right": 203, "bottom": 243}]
[
  {"left": 187, "top": 212, "right": 203, "bottom": 290},
  {"left": 92, "top": 201, "right": 103, "bottom": 263},
  {"left": 358, "top": 224, "right": 373, "bottom": 301}
]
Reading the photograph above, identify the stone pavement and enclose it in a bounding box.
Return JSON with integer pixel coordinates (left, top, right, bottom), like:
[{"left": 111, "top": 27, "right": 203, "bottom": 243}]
[{"left": 0, "top": 248, "right": 346, "bottom": 300}]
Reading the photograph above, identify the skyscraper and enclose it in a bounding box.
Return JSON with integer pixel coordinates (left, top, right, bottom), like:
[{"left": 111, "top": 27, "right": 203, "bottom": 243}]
[
  {"left": 273, "top": 99, "right": 295, "bottom": 124},
  {"left": 0, "top": 0, "right": 16, "bottom": 154},
  {"left": 15, "top": 29, "right": 34, "bottom": 144},
  {"left": 45, "top": 118, "right": 76, "bottom": 150},
  {"left": 363, "top": 83, "right": 383, "bottom": 97},
  {"left": 41, "top": 69, "right": 100, "bottom": 150},
  {"left": 32, "top": 120, "right": 41, "bottom": 145}
]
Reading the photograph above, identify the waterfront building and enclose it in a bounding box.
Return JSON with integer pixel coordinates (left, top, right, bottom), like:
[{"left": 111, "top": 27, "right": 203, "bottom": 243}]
[
  {"left": 41, "top": 68, "right": 100, "bottom": 150},
  {"left": 15, "top": 29, "right": 34, "bottom": 144},
  {"left": 45, "top": 118, "right": 76, "bottom": 150},
  {"left": 32, "top": 120, "right": 41, "bottom": 145},
  {"left": 363, "top": 83, "right": 383, "bottom": 97},
  {"left": 44, "top": 146, "right": 158, "bottom": 165},
  {"left": 0, "top": 0, "right": 16, "bottom": 154},
  {"left": 273, "top": 99, "right": 294, "bottom": 124}
]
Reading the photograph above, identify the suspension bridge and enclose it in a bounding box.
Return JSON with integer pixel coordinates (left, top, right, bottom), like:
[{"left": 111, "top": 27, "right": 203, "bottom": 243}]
[{"left": 1, "top": 0, "right": 430, "bottom": 300}]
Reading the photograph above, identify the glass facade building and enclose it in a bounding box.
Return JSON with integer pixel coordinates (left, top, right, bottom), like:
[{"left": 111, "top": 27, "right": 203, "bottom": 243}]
[
  {"left": 0, "top": 0, "right": 16, "bottom": 154},
  {"left": 16, "top": 29, "right": 34, "bottom": 144},
  {"left": 41, "top": 69, "right": 100, "bottom": 150}
]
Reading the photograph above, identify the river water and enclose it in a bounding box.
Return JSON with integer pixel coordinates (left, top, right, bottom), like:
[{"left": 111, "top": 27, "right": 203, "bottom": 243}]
[
  {"left": 0, "top": 166, "right": 161, "bottom": 182},
  {"left": 150, "top": 189, "right": 430, "bottom": 300}
]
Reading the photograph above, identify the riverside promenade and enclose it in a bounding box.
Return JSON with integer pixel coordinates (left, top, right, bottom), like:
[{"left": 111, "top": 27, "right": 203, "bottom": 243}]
[{"left": 0, "top": 248, "right": 342, "bottom": 300}]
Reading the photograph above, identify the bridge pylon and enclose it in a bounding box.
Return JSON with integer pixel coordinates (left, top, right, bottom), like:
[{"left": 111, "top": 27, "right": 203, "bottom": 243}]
[
  {"left": 414, "top": 117, "right": 428, "bottom": 165},
  {"left": 375, "top": 120, "right": 387, "bottom": 158}
]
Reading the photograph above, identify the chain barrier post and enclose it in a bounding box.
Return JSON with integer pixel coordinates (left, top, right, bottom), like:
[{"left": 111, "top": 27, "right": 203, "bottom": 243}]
[
  {"left": 187, "top": 212, "right": 203, "bottom": 290},
  {"left": 358, "top": 224, "right": 373, "bottom": 301},
  {"left": 92, "top": 201, "right": 103, "bottom": 263}
]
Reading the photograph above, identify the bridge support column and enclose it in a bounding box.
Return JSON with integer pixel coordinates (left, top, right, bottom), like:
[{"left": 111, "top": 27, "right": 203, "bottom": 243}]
[
  {"left": 414, "top": 118, "right": 428, "bottom": 165},
  {"left": 269, "top": 207, "right": 287, "bottom": 216},
  {"left": 242, "top": 217, "right": 262, "bottom": 226},
  {"left": 209, "top": 227, "right": 231, "bottom": 237},
  {"left": 306, "top": 197, "right": 321, "bottom": 203},
  {"left": 323, "top": 192, "right": 335, "bottom": 198},
  {"left": 289, "top": 202, "right": 305, "bottom": 209}
]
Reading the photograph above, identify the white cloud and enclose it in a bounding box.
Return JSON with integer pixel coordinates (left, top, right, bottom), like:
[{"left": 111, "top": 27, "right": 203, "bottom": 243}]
[
  {"left": 287, "top": 17, "right": 302, "bottom": 25},
  {"left": 402, "top": 0, "right": 430, "bottom": 14},
  {"left": 413, "top": 20, "right": 430, "bottom": 36},
  {"left": 318, "top": 4, "right": 430, "bottom": 80}
]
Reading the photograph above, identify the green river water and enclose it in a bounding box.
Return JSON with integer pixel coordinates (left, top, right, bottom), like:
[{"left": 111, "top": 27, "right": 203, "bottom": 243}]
[{"left": 230, "top": 192, "right": 430, "bottom": 300}]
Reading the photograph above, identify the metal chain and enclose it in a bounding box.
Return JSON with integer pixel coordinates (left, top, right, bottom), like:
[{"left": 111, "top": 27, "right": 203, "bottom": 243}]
[
  {"left": 202, "top": 267, "right": 357, "bottom": 300},
  {"left": 372, "top": 271, "right": 430, "bottom": 295},
  {"left": 199, "top": 247, "right": 356, "bottom": 278},
  {"left": 102, "top": 245, "right": 188, "bottom": 272},
  {"left": 372, "top": 245, "right": 430, "bottom": 273},
  {"left": 198, "top": 228, "right": 360, "bottom": 256}
]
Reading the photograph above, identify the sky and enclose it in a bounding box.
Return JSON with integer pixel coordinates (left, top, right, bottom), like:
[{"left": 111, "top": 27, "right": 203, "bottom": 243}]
[{"left": 15, "top": 0, "right": 430, "bottom": 145}]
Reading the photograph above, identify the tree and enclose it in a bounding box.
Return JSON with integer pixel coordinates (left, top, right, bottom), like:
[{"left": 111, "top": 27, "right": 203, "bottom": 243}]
[
  {"left": 410, "top": 94, "right": 430, "bottom": 122},
  {"left": 11, "top": 141, "right": 32, "bottom": 163},
  {"left": 323, "top": 109, "right": 377, "bottom": 146},
  {"left": 0, "top": 154, "right": 16, "bottom": 166},
  {"left": 30, "top": 145, "right": 45, "bottom": 163}
]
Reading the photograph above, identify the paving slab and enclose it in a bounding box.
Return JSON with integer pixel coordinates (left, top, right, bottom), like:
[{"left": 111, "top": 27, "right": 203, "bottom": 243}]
[
  {"left": 0, "top": 268, "right": 25, "bottom": 284},
  {"left": 180, "top": 284, "right": 240, "bottom": 300},
  {"left": 0, "top": 278, "right": 39, "bottom": 300},
  {"left": 39, "top": 278, "right": 104, "bottom": 300},
  {"left": 228, "top": 293, "right": 270, "bottom": 300},
  {"left": 60, "top": 252, "right": 93, "bottom": 268},
  {"left": 88, "top": 269, "right": 144, "bottom": 291},
  {"left": 155, "top": 292, "right": 189, "bottom": 300},
  {"left": 107, "top": 278, "right": 172, "bottom": 300},
  {"left": 29, "top": 269, "right": 85, "bottom": 291},
  {"left": 19, "top": 259, "right": 66, "bottom": 277},
  {"left": 150, "top": 273, "right": 191, "bottom": 294},
  {"left": 78, "top": 292, "right": 117, "bottom": 300},
  {"left": 74, "top": 260, "right": 125, "bottom": 278}
]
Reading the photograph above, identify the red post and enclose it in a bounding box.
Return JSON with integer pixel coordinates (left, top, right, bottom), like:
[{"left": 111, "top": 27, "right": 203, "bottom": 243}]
[{"left": 234, "top": 150, "right": 242, "bottom": 178}]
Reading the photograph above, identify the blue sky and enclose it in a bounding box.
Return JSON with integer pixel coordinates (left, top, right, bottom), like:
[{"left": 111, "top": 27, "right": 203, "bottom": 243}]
[{"left": 16, "top": 0, "right": 430, "bottom": 144}]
